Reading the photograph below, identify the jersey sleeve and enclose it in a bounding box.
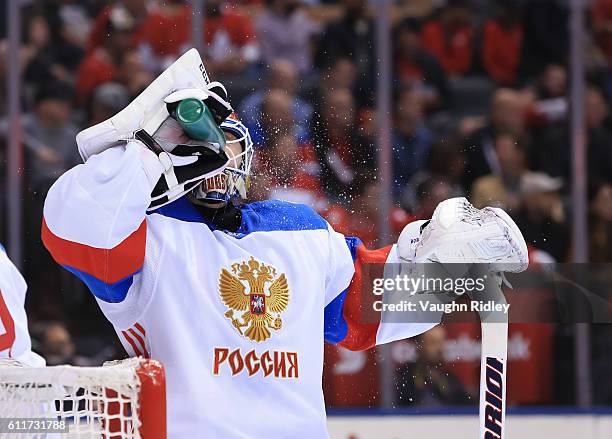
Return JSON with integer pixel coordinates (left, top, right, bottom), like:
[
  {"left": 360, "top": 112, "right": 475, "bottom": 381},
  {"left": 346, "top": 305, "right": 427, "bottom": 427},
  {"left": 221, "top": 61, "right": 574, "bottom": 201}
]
[
  {"left": 42, "top": 143, "right": 163, "bottom": 313},
  {"left": 0, "top": 246, "right": 45, "bottom": 366},
  {"left": 324, "top": 230, "right": 437, "bottom": 351},
  {"left": 323, "top": 224, "right": 355, "bottom": 307}
]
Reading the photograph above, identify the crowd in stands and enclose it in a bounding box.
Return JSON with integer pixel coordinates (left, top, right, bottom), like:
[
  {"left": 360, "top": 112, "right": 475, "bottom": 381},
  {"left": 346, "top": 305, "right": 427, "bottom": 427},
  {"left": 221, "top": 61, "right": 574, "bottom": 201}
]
[{"left": 3, "top": 0, "right": 612, "bottom": 406}]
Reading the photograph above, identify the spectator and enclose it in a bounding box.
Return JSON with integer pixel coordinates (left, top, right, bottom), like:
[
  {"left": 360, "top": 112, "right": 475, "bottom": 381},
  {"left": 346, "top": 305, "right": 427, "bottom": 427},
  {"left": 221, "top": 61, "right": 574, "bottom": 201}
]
[
  {"left": 315, "top": 0, "right": 375, "bottom": 104},
  {"left": 1, "top": 82, "right": 79, "bottom": 323},
  {"left": 530, "top": 87, "right": 609, "bottom": 184},
  {"left": 22, "top": 9, "right": 84, "bottom": 88},
  {"left": 589, "top": 181, "right": 612, "bottom": 406},
  {"left": 22, "top": 83, "right": 80, "bottom": 193},
  {"left": 87, "top": 0, "right": 150, "bottom": 53},
  {"left": 202, "top": 0, "right": 261, "bottom": 76},
  {"left": 352, "top": 178, "right": 414, "bottom": 246},
  {"left": 251, "top": 133, "right": 322, "bottom": 207},
  {"left": 522, "top": 64, "right": 568, "bottom": 130},
  {"left": 310, "top": 57, "right": 357, "bottom": 113},
  {"left": 312, "top": 88, "right": 375, "bottom": 202},
  {"left": 255, "top": 89, "right": 321, "bottom": 183},
  {"left": 393, "top": 18, "right": 449, "bottom": 110},
  {"left": 38, "top": 321, "right": 77, "bottom": 366},
  {"left": 515, "top": 172, "right": 570, "bottom": 261},
  {"left": 320, "top": 57, "right": 357, "bottom": 93},
  {"left": 471, "top": 131, "right": 527, "bottom": 212},
  {"left": 21, "top": 14, "right": 54, "bottom": 86},
  {"left": 392, "top": 87, "right": 434, "bottom": 200},
  {"left": 426, "top": 139, "right": 467, "bottom": 191},
  {"left": 54, "top": 1, "right": 91, "bottom": 49},
  {"left": 411, "top": 176, "right": 456, "bottom": 219},
  {"left": 589, "top": 183, "right": 612, "bottom": 263},
  {"left": 75, "top": 5, "right": 135, "bottom": 104},
  {"left": 115, "top": 49, "right": 154, "bottom": 98},
  {"left": 112, "top": 0, "right": 260, "bottom": 75},
  {"left": 403, "top": 139, "right": 466, "bottom": 211},
  {"left": 255, "top": 0, "right": 321, "bottom": 74},
  {"left": 520, "top": 0, "right": 569, "bottom": 78},
  {"left": 535, "top": 64, "right": 568, "bottom": 100},
  {"left": 482, "top": 2, "right": 524, "bottom": 85},
  {"left": 258, "top": 89, "right": 299, "bottom": 146},
  {"left": 136, "top": 0, "right": 192, "bottom": 71},
  {"left": 320, "top": 176, "right": 415, "bottom": 247},
  {"left": 239, "top": 60, "right": 314, "bottom": 145},
  {"left": 593, "top": 0, "right": 612, "bottom": 66},
  {"left": 88, "top": 82, "right": 130, "bottom": 125},
  {"left": 585, "top": 88, "right": 612, "bottom": 190},
  {"left": 395, "top": 326, "right": 472, "bottom": 407},
  {"left": 462, "top": 88, "right": 528, "bottom": 190},
  {"left": 421, "top": 0, "right": 475, "bottom": 76}
]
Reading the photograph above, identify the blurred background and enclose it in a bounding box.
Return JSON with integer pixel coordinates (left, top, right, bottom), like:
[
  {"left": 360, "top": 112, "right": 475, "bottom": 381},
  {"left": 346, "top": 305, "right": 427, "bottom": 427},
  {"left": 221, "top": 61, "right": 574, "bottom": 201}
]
[{"left": 1, "top": 0, "right": 612, "bottom": 435}]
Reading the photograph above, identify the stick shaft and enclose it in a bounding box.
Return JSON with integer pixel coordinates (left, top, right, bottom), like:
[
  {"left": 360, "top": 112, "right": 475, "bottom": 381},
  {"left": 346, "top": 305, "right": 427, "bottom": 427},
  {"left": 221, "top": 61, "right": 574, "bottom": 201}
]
[{"left": 478, "top": 285, "right": 508, "bottom": 439}]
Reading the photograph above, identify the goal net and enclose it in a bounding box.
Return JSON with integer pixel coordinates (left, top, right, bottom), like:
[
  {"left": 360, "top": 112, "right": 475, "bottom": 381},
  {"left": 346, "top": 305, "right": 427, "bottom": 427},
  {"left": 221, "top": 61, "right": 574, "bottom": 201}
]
[{"left": 0, "top": 357, "right": 166, "bottom": 438}]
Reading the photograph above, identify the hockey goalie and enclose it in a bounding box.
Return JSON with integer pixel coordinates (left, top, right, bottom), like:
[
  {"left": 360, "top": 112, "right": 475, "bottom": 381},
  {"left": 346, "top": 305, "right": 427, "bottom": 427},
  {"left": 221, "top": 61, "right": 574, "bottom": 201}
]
[
  {"left": 41, "top": 49, "right": 528, "bottom": 438},
  {"left": 0, "top": 245, "right": 44, "bottom": 367}
]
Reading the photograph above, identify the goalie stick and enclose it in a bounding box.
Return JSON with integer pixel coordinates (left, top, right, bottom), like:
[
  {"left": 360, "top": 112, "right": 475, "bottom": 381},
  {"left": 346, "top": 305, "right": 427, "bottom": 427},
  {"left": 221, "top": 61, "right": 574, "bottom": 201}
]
[{"left": 476, "top": 277, "right": 508, "bottom": 439}]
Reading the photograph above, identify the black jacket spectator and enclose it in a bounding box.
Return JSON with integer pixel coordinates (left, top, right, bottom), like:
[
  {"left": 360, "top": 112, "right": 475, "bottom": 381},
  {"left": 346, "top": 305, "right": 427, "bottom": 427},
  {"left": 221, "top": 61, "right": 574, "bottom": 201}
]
[
  {"left": 312, "top": 88, "right": 375, "bottom": 203},
  {"left": 315, "top": 1, "right": 374, "bottom": 105}
]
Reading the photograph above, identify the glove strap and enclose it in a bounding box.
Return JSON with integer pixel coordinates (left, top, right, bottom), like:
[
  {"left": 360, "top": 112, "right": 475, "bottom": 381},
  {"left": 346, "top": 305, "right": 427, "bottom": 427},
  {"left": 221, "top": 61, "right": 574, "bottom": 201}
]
[{"left": 135, "top": 129, "right": 178, "bottom": 189}]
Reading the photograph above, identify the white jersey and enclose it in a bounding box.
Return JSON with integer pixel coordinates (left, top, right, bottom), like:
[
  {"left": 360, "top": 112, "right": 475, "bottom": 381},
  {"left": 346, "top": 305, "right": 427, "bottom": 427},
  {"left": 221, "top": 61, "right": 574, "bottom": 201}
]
[
  {"left": 0, "top": 246, "right": 44, "bottom": 366},
  {"left": 43, "top": 143, "right": 434, "bottom": 438}
]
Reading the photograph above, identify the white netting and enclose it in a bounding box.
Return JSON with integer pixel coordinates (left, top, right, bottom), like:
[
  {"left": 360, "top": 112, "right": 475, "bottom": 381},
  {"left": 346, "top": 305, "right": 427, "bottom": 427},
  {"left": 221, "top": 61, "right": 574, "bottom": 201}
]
[{"left": 0, "top": 357, "right": 149, "bottom": 438}]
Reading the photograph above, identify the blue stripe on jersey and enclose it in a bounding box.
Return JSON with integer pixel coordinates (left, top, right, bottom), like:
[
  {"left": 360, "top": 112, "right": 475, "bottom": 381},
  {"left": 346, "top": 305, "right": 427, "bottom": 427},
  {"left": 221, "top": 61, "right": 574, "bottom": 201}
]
[
  {"left": 343, "top": 236, "right": 361, "bottom": 261},
  {"left": 0, "top": 243, "right": 5, "bottom": 253},
  {"left": 238, "top": 200, "right": 327, "bottom": 234},
  {"left": 324, "top": 236, "right": 361, "bottom": 344},
  {"left": 152, "top": 196, "right": 328, "bottom": 235},
  {"left": 324, "top": 289, "right": 349, "bottom": 343},
  {"left": 62, "top": 264, "right": 137, "bottom": 303},
  {"left": 152, "top": 196, "right": 206, "bottom": 223}
]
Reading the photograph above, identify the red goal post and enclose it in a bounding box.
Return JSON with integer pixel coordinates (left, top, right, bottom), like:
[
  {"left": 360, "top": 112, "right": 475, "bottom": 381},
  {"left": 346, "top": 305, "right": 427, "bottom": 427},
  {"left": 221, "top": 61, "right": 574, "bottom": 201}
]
[{"left": 0, "top": 357, "right": 166, "bottom": 438}]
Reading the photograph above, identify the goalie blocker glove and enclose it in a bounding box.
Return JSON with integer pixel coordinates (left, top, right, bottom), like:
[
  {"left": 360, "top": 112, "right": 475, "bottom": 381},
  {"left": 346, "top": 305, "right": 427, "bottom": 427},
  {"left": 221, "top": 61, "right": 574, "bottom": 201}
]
[{"left": 76, "top": 49, "right": 232, "bottom": 211}]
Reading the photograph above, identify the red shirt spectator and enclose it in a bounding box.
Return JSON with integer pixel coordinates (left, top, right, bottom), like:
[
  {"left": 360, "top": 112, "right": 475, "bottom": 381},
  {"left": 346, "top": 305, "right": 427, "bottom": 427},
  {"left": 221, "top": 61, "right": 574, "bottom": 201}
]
[
  {"left": 90, "top": 3, "right": 257, "bottom": 73},
  {"left": 77, "top": 5, "right": 136, "bottom": 104},
  {"left": 87, "top": 4, "right": 150, "bottom": 53},
  {"left": 75, "top": 49, "right": 117, "bottom": 104},
  {"left": 143, "top": 6, "right": 257, "bottom": 57},
  {"left": 593, "top": 0, "right": 612, "bottom": 62},
  {"left": 421, "top": 20, "right": 473, "bottom": 76},
  {"left": 138, "top": 5, "right": 192, "bottom": 57},
  {"left": 260, "top": 145, "right": 322, "bottom": 196},
  {"left": 205, "top": 11, "right": 257, "bottom": 49},
  {"left": 482, "top": 19, "right": 523, "bottom": 85},
  {"left": 137, "top": 4, "right": 257, "bottom": 74},
  {"left": 320, "top": 179, "right": 418, "bottom": 247},
  {"left": 321, "top": 203, "right": 416, "bottom": 248},
  {"left": 251, "top": 136, "right": 324, "bottom": 206}
]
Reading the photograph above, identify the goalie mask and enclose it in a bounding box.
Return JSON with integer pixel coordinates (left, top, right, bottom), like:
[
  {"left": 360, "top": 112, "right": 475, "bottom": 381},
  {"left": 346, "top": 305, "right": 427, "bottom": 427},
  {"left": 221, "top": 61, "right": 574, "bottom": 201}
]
[
  {"left": 191, "top": 115, "right": 254, "bottom": 204},
  {"left": 75, "top": 48, "right": 234, "bottom": 211}
]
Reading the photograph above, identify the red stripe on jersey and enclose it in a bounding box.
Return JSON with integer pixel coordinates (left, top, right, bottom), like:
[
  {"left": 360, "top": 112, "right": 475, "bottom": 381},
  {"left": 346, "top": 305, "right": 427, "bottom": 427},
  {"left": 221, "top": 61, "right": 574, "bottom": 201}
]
[
  {"left": 122, "top": 330, "right": 142, "bottom": 357},
  {"left": 338, "top": 244, "right": 392, "bottom": 351},
  {"left": 134, "top": 323, "right": 146, "bottom": 336},
  {"left": 128, "top": 328, "right": 150, "bottom": 358},
  {"left": 42, "top": 218, "right": 146, "bottom": 284},
  {"left": 0, "top": 289, "right": 16, "bottom": 354}
]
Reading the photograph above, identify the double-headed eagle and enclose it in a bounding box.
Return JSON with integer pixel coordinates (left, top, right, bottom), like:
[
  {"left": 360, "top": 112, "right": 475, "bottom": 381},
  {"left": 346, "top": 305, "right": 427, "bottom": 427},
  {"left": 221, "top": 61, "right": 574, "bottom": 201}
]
[{"left": 219, "top": 257, "right": 289, "bottom": 342}]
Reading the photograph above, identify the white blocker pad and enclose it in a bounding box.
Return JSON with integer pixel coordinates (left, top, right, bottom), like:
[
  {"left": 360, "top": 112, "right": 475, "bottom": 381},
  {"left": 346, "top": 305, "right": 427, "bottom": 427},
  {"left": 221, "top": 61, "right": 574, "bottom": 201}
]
[{"left": 77, "top": 48, "right": 212, "bottom": 162}]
